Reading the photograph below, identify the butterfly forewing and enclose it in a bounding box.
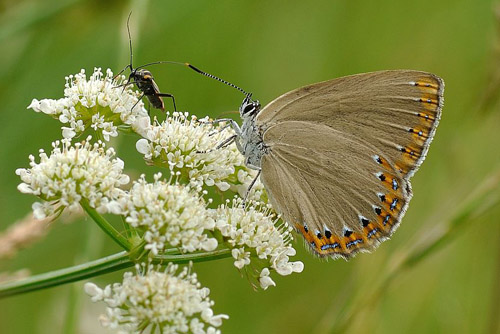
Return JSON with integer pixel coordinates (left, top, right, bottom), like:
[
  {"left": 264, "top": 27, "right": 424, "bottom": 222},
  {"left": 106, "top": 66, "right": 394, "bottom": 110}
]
[{"left": 256, "top": 70, "right": 444, "bottom": 258}]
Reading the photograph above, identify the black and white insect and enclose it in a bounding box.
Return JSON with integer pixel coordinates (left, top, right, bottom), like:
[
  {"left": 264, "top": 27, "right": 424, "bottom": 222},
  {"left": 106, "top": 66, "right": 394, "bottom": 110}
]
[{"left": 114, "top": 13, "right": 178, "bottom": 112}]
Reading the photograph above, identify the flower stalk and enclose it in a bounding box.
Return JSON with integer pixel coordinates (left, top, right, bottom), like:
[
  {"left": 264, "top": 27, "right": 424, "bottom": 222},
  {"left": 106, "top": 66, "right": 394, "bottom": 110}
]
[
  {"left": 0, "top": 248, "right": 234, "bottom": 299},
  {"left": 80, "top": 198, "right": 131, "bottom": 250}
]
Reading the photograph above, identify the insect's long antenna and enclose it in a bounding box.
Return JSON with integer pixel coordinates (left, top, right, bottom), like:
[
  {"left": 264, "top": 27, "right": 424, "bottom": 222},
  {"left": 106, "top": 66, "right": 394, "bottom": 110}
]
[
  {"left": 186, "top": 63, "right": 251, "bottom": 97},
  {"left": 135, "top": 61, "right": 188, "bottom": 70},
  {"left": 126, "top": 11, "right": 134, "bottom": 70},
  {"left": 113, "top": 12, "right": 135, "bottom": 80},
  {"left": 134, "top": 60, "right": 252, "bottom": 97},
  {"left": 113, "top": 64, "right": 132, "bottom": 79}
]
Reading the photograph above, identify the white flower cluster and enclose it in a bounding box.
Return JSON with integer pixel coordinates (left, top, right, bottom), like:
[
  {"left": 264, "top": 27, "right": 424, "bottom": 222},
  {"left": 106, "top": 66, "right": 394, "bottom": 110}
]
[
  {"left": 16, "top": 137, "right": 129, "bottom": 219},
  {"left": 136, "top": 112, "right": 261, "bottom": 195},
  {"left": 85, "top": 263, "right": 228, "bottom": 334},
  {"left": 120, "top": 174, "right": 218, "bottom": 255},
  {"left": 27, "top": 68, "right": 150, "bottom": 141},
  {"left": 213, "top": 199, "right": 304, "bottom": 290},
  {"left": 18, "top": 67, "right": 306, "bottom": 331}
]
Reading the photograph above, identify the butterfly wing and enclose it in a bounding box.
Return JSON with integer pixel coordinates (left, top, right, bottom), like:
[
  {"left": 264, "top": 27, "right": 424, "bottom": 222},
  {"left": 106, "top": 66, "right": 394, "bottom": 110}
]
[{"left": 257, "top": 70, "right": 444, "bottom": 258}]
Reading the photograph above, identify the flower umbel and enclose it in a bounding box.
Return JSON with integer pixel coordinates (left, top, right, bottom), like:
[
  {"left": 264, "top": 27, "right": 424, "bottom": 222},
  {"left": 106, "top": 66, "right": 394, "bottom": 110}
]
[
  {"left": 136, "top": 112, "right": 263, "bottom": 198},
  {"left": 213, "top": 199, "right": 304, "bottom": 289},
  {"left": 16, "top": 137, "right": 129, "bottom": 219},
  {"left": 120, "top": 173, "right": 218, "bottom": 255},
  {"left": 27, "top": 68, "right": 150, "bottom": 141},
  {"left": 85, "top": 263, "right": 228, "bottom": 334}
]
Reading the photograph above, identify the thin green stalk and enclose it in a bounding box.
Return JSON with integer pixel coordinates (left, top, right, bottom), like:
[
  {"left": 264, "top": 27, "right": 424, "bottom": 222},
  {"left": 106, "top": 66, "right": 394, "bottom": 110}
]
[
  {"left": 64, "top": 213, "right": 106, "bottom": 333},
  {"left": 0, "top": 247, "right": 232, "bottom": 299},
  {"left": 154, "top": 248, "right": 232, "bottom": 264},
  {"left": 80, "top": 199, "right": 130, "bottom": 250},
  {"left": 63, "top": 283, "right": 80, "bottom": 334},
  {"left": 0, "top": 251, "right": 132, "bottom": 298}
]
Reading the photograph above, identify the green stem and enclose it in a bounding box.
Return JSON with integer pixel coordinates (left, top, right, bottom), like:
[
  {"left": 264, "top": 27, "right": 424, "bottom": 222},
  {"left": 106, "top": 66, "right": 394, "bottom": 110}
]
[
  {"left": 63, "top": 282, "right": 81, "bottom": 334},
  {"left": 0, "top": 248, "right": 232, "bottom": 299},
  {"left": 80, "top": 199, "right": 130, "bottom": 250},
  {"left": 0, "top": 251, "right": 132, "bottom": 298},
  {"left": 154, "top": 248, "right": 232, "bottom": 264}
]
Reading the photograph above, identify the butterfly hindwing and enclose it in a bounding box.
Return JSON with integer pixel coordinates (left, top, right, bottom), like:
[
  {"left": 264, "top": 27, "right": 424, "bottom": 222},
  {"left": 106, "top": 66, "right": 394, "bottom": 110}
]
[{"left": 261, "top": 121, "right": 411, "bottom": 258}]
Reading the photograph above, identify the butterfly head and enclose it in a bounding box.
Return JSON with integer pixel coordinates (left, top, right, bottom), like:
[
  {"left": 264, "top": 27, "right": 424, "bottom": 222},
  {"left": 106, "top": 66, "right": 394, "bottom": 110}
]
[{"left": 239, "top": 94, "right": 261, "bottom": 118}]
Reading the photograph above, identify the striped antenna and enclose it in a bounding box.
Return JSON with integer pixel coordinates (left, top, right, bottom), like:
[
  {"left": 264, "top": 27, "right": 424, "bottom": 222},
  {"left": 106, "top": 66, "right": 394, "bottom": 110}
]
[{"left": 186, "top": 63, "right": 251, "bottom": 97}]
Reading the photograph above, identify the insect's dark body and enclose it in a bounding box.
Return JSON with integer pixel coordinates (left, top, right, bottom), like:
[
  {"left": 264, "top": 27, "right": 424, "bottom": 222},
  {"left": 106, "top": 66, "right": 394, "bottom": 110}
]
[
  {"left": 132, "top": 69, "right": 164, "bottom": 110},
  {"left": 115, "top": 13, "right": 176, "bottom": 112}
]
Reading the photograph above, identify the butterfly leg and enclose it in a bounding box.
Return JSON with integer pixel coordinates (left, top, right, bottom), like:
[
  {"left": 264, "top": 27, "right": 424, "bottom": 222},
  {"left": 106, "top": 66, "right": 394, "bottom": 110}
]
[
  {"left": 209, "top": 122, "right": 231, "bottom": 137},
  {"left": 243, "top": 168, "right": 261, "bottom": 206},
  {"left": 196, "top": 134, "right": 237, "bottom": 153},
  {"left": 197, "top": 118, "right": 238, "bottom": 127},
  {"left": 196, "top": 118, "right": 243, "bottom": 151},
  {"left": 215, "top": 135, "right": 237, "bottom": 149}
]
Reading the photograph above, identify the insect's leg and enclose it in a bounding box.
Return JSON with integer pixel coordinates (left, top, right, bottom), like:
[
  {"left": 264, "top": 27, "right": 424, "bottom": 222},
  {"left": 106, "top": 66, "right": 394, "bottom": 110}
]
[
  {"left": 196, "top": 118, "right": 242, "bottom": 153},
  {"left": 113, "top": 81, "right": 136, "bottom": 89},
  {"left": 197, "top": 117, "right": 234, "bottom": 126},
  {"left": 209, "top": 122, "right": 231, "bottom": 137},
  {"left": 233, "top": 134, "right": 244, "bottom": 154},
  {"left": 113, "top": 64, "right": 132, "bottom": 80},
  {"left": 156, "top": 93, "right": 176, "bottom": 112},
  {"left": 205, "top": 118, "right": 242, "bottom": 135},
  {"left": 132, "top": 92, "right": 145, "bottom": 111},
  {"left": 220, "top": 120, "right": 243, "bottom": 153},
  {"left": 198, "top": 117, "right": 241, "bottom": 136},
  {"left": 243, "top": 168, "right": 261, "bottom": 206},
  {"left": 196, "top": 134, "right": 237, "bottom": 153}
]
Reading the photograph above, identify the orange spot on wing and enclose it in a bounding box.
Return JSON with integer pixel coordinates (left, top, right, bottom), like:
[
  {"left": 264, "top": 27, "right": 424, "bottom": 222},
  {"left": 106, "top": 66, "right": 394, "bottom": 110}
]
[{"left": 415, "top": 80, "right": 440, "bottom": 93}]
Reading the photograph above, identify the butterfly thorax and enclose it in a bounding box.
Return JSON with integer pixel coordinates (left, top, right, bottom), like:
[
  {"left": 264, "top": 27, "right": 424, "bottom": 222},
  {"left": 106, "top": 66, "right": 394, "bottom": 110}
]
[
  {"left": 238, "top": 96, "right": 267, "bottom": 169},
  {"left": 239, "top": 115, "right": 267, "bottom": 168}
]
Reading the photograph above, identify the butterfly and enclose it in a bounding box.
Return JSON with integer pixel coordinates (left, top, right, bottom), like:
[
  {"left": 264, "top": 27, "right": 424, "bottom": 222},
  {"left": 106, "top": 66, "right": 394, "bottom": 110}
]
[{"left": 195, "top": 68, "right": 444, "bottom": 259}]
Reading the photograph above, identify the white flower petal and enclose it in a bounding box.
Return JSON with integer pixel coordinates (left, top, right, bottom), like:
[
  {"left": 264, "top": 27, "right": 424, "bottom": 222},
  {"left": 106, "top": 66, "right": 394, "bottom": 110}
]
[{"left": 135, "top": 138, "right": 150, "bottom": 154}]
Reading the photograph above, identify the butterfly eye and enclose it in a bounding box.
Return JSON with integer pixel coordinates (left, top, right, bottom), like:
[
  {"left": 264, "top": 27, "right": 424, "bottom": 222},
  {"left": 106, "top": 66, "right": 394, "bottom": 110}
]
[
  {"left": 239, "top": 97, "right": 261, "bottom": 115},
  {"left": 242, "top": 103, "right": 255, "bottom": 114}
]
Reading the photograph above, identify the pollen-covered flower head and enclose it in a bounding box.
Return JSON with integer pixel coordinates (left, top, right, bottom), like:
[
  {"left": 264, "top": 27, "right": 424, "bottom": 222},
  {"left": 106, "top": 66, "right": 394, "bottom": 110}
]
[
  {"left": 120, "top": 173, "right": 218, "bottom": 255},
  {"left": 84, "top": 263, "right": 228, "bottom": 334},
  {"left": 136, "top": 112, "right": 264, "bottom": 198},
  {"left": 16, "top": 136, "right": 129, "bottom": 219},
  {"left": 27, "top": 68, "right": 150, "bottom": 141},
  {"left": 213, "top": 199, "right": 304, "bottom": 289}
]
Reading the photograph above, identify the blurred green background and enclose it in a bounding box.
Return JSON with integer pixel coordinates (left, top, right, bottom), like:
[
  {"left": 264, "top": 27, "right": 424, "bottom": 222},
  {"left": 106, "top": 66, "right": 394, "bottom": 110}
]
[{"left": 1, "top": 0, "right": 500, "bottom": 333}]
